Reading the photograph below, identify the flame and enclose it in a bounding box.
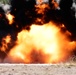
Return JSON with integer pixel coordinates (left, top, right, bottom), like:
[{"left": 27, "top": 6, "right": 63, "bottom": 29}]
[
  {"left": 35, "top": 3, "right": 49, "bottom": 14},
  {"left": 49, "top": 0, "right": 59, "bottom": 9},
  {"left": 0, "top": 35, "right": 11, "bottom": 52},
  {"left": 4, "top": 22, "right": 76, "bottom": 63},
  {"left": 6, "top": 13, "right": 14, "bottom": 25},
  {"left": 52, "top": 0, "right": 59, "bottom": 8}
]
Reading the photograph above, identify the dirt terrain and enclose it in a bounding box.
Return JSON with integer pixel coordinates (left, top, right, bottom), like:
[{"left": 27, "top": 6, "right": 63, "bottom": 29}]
[{"left": 0, "top": 64, "right": 76, "bottom": 75}]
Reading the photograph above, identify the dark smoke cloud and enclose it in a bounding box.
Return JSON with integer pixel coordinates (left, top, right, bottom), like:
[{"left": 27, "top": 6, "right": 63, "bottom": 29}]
[
  {"left": 10, "top": 0, "right": 36, "bottom": 31},
  {"left": 0, "top": 6, "right": 17, "bottom": 61},
  {"left": 59, "top": 0, "right": 76, "bottom": 40},
  {"left": 10, "top": 0, "right": 76, "bottom": 35},
  {"left": 0, "top": 0, "right": 76, "bottom": 63}
]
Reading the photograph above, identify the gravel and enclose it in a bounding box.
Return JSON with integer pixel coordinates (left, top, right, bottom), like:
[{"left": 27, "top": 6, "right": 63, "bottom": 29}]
[{"left": 0, "top": 64, "right": 76, "bottom": 75}]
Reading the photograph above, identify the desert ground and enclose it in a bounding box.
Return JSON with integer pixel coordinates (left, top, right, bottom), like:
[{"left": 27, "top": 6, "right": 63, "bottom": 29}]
[{"left": 0, "top": 64, "right": 76, "bottom": 75}]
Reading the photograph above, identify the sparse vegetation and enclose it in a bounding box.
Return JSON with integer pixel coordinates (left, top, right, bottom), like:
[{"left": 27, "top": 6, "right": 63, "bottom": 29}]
[
  {"left": 0, "top": 0, "right": 10, "bottom": 4},
  {"left": 69, "top": 55, "right": 76, "bottom": 62},
  {"left": 65, "top": 55, "right": 76, "bottom": 65}
]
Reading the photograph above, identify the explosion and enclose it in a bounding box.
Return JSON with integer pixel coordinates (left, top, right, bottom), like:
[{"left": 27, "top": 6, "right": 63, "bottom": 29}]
[
  {"left": 4, "top": 22, "right": 76, "bottom": 63},
  {"left": 0, "top": 0, "right": 76, "bottom": 63}
]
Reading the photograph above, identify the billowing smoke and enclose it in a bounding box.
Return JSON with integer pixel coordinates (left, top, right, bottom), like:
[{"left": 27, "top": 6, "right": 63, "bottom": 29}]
[{"left": 0, "top": 0, "right": 76, "bottom": 63}]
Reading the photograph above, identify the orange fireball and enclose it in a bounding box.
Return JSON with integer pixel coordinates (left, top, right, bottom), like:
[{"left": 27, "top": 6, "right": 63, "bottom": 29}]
[{"left": 4, "top": 22, "right": 76, "bottom": 63}]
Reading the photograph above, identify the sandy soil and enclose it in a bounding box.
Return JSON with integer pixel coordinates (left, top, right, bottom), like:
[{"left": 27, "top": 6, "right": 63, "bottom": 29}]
[{"left": 0, "top": 64, "right": 76, "bottom": 75}]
